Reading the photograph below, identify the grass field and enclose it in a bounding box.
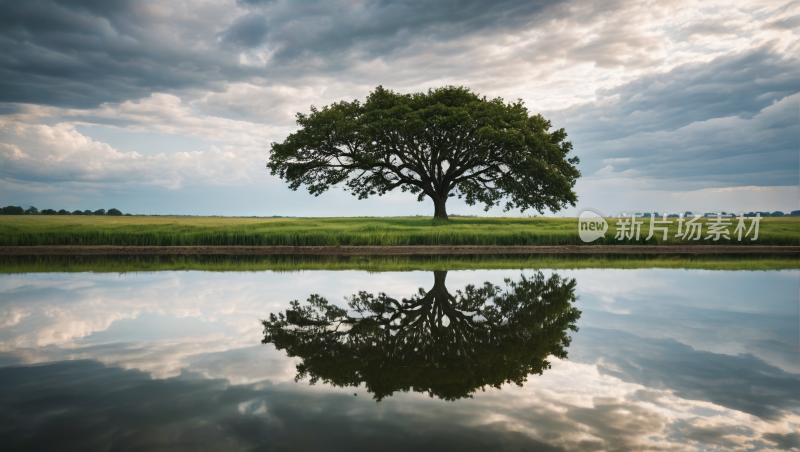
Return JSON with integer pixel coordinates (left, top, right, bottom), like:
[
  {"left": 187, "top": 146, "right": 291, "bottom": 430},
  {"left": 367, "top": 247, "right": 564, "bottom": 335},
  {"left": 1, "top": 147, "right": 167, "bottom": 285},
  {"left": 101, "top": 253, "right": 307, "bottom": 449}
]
[
  {"left": 1, "top": 253, "right": 797, "bottom": 273},
  {"left": 1, "top": 215, "right": 799, "bottom": 246}
]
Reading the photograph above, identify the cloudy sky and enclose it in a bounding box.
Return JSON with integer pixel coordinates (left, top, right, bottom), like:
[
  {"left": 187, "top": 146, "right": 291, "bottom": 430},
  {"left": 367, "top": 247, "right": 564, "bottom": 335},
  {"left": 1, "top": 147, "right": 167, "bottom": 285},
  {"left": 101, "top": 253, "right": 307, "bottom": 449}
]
[{"left": 0, "top": 0, "right": 798, "bottom": 216}]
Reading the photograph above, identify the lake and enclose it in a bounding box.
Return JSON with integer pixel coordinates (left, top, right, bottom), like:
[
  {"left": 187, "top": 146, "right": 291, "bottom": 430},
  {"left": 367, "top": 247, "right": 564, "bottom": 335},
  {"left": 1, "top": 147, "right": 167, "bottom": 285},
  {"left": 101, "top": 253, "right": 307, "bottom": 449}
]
[{"left": 0, "top": 266, "right": 798, "bottom": 451}]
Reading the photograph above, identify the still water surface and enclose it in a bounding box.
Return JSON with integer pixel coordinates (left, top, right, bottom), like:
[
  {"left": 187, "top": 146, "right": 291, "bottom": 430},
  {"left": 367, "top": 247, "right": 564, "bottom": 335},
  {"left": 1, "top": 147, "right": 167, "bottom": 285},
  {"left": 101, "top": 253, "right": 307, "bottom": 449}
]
[{"left": 0, "top": 268, "right": 798, "bottom": 451}]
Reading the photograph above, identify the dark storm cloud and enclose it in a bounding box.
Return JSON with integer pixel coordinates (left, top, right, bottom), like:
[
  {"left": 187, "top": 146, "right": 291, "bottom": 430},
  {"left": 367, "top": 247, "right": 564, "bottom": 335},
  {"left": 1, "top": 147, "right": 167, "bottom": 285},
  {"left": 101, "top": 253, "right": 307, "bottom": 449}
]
[
  {"left": 762, "top": 431, "right": 800, "bottom": 449},
  {"left": 548, "top": 44, "right": 800, "bottom": 186},
  {"left": 0, "top": 0, "right": 793, "bottom": 131},
  {"left": 579, "top": 93, "right": 800, "bottom": 187},
  {"left": 675, "top": 423, "right": 756, "bottom": 449},
  {"left": 222, "top": 13, "right": 269, "bottom": 47},
  {"left": 551, "top": 44, "right": 800, "bottom": 142},
  {"left": 237, "top": 0, "right": 279, "bottom": 5},
  {"left": 235, "top": 0, "right": 567, "bottom": 61},
  {"left": 0, "top": 0, "right": 241, "bottom": 108},
  {"left": 0, "top": 0, "right": 567, "bottom": 109},
  {"left": 575, "top": 328, "right": 800, "bottom": 421}
]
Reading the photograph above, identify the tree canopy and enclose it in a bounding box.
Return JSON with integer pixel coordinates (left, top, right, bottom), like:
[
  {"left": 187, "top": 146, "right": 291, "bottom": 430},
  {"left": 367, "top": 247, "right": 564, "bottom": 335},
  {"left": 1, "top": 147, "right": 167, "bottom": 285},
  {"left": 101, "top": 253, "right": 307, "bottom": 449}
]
[
  {"left": 1, "top": 206, "right": 24, "bottom": 215},
  {"left": 262, "top": 271, "right": 581, "bottom": 401},
  {"left": 268, "top": 86, "right": 581, "bottom": 219}
]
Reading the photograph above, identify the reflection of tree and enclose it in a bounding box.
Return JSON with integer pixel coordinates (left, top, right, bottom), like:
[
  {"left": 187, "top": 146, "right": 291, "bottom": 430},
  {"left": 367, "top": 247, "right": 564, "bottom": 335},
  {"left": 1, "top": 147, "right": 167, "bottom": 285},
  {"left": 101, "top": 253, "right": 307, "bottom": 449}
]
[{"left": 262, "top": 271, "right": 580, "bottom": 401}]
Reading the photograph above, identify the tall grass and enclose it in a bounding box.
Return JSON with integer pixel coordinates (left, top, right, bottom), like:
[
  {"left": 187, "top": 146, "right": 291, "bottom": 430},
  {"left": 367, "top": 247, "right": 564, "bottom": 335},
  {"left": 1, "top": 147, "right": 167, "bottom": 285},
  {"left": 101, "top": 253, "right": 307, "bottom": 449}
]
[
  {"left": 1, "top": 216, "right": 799, "bottom": 246},
  {"left": 1, "top": 253, "right": 797, "bottom": 274}
]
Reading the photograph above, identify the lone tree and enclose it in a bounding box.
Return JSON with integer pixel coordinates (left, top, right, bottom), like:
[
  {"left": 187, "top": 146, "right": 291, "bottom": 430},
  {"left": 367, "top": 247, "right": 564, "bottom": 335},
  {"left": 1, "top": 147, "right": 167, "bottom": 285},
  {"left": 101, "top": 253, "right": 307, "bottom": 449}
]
[{"left": 268, "top": 86, "right": 580, "bottom": 220}]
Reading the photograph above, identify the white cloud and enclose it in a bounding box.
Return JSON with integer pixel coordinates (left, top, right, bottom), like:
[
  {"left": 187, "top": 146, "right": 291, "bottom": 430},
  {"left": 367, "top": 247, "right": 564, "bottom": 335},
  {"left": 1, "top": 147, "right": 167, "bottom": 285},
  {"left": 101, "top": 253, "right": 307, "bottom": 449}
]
[
  {"left": 1, "top": 0, "right": 797, "bottom": 213},
  {"left": 0, "top": 93, "right": 290, "bottom": 189},
  {"left": 0, "top": 121, "right": 250, "bottom": 189},
  {"left": 63, "top": 93, "right": 286, "bottom": 148}
]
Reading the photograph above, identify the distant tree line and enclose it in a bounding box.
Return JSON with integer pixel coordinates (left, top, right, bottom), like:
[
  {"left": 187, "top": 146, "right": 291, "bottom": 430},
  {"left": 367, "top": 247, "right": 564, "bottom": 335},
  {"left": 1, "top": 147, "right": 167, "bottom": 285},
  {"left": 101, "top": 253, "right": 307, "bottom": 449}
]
[
  {"left": 1, "top": 206, "right": 127, "bottom": 216},
  {"left": 639, "top": 211, "right": 799, "bottom": 218},
  {"left": 2, "top": 205, "right": 799, "bottom": 218}
]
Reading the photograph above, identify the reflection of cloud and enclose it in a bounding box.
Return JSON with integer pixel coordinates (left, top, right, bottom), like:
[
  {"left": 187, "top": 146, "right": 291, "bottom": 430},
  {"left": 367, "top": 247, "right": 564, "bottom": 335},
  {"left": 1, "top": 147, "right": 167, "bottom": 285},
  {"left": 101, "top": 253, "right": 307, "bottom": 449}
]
[
  {"left": 0, "top": 271, "right": 429, "bottom": 378},
  {"left": 0, "top": 357, "right": 797, "bottom": 451},
  {"left": 568, "top": 269, "right": 674, "bottom": 300},
  {"left": 574, "top": 328, "right": 800, "bottom": 421},
  {"left": 0, "top": 273, "right": 282, "bottom": 377},
  {"left": 0, "top": 269, "right": 799, "bottom": 449},
  {"left": 598, "top": 295, "right": 631, "bottom": 315},
  {"left": 186, "top": 346, "right": 299, "bottom": 385},
  {"left": 2, "top": 268, "right": 797, "bottom": 381},
  {"left": 564, "top": 268, "right": 800, "bottom": 375}
]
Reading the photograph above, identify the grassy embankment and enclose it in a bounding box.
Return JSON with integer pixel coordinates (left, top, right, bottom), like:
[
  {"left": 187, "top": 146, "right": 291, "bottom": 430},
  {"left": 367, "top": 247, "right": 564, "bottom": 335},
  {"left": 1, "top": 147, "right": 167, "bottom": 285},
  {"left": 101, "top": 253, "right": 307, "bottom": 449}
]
[
  {"left": 1, "top": 254, "right": 797, "bottom": 274},
  {"left": 1, "top": 216, "right": 800, "bottom": 246}
]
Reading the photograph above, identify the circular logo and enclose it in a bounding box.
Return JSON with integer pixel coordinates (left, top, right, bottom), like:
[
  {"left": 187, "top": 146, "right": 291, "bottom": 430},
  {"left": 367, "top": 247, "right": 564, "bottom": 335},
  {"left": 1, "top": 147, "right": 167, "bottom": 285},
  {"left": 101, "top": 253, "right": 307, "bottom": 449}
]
[{"left": 578, "top": 208, "right": 608, "bottom": 242}]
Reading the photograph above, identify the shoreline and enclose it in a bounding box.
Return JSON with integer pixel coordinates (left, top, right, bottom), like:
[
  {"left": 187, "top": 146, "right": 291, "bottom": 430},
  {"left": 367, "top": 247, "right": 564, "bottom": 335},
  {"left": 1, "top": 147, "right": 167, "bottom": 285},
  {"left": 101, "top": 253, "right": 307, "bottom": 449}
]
[{"left": 2, "top": 245, "right": 799, "bottom": 255}]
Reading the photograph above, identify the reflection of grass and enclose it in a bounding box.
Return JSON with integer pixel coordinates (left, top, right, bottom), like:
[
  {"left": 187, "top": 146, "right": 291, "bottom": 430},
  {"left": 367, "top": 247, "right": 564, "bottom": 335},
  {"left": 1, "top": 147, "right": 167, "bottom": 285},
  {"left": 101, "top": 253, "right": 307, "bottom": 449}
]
[
  {"left": 1, "top": 254, "right": 797, "bottom": 273},
  {"left": 1, "top": 216, "right": 799, "bottom": 246}
]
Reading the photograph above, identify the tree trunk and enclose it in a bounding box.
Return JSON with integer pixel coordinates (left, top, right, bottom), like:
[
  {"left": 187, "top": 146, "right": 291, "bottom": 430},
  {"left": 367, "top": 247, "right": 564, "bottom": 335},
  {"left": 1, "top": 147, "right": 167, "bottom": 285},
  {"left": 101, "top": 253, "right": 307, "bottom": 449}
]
[
  {"left": 429, "top": 270, "right": 450, "bottom": 329},
  {"left": 433, "top": 196, "right": 449, "bottom": 220},
  {"left": 431, "top": 270, "right": 448, "bottom": 293}
]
